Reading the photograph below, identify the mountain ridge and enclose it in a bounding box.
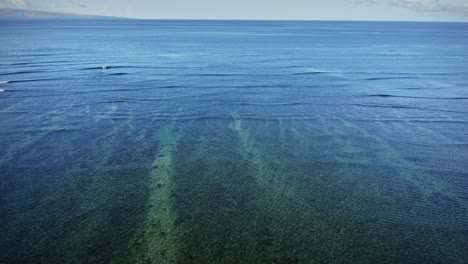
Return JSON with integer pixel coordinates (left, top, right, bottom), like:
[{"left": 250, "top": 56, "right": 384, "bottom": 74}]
[{"left": 0, "top": 8, "right": 129, "bottom": 20}]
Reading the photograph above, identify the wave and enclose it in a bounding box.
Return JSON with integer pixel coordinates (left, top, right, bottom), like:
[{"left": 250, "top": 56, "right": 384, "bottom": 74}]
[
  {"left": 185, "top": 73, "right": 243, "bottom": 77},
  {"left": 293, "top": 71, "right": 331, "bottom": 76},
  {"left": 253, "top": 58, "right": 307, "bottom": 64},
  {"left": 0, "top": 89, "right": 5, "bottom": 92},
  {"left": 351, "top": 103, "right": 467, "bottom": 113},
  {"left": 237, "top": 102, "right": 305, "bottom": 106},
  {"left": 367, "top": 94, "right": 402, "bottom": 98},
  {"left": 3, "top": 62, "right": 31, "bottom": 66},
  {"left": 352, "top": 103, "right": 415, "bottom": 109},
  {"left": 351, "top": 118, "right": 466, "bottom": 124},
  {"left": 71, "top": 85, "right": 183, "bottom": 95},
  {"left": 0, "top": 71, "right": 43, "bottom": 76},
  {"left": 0, "top": 81, "right": 10, "bottom": 84},
  {"left": 362, "top": 94, "right": 468, "bottom": 100},
  {"left": 79, "top": 65, "right": 135, "bottom": 70},
  {"left": 109, "top": 73, "right": 129, "bottom": 76},
  {"left": 7, "top": 53, "right": 56, "bottom": 58},
  {"left": 104, "top": 115, "right": 320, "bottom": 122},
  {"left": 364, "top": 77, "right": 421, "bottom": 81},
  {"left": 349, "top": 71, "right": 463, "bottom": 76},
  {"left": 267, "top": 65, "right": 308, "bottom": 69},
  {"left": 214, "top": 84, "right": 290, "bottom": 89},
  {"left": 8, "top": 78, "right": 56, "bottom": 83}
]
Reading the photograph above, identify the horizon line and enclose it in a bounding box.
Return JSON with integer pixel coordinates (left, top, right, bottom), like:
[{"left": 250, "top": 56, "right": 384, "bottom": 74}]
[{"left": 1, "top": 8, "right": 468, "bottom": 23}]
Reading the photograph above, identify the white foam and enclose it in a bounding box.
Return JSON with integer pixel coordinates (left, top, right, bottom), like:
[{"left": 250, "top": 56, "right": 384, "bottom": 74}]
[
  {"left": 0, "top": 81, "right": 10, "bottom": 84},
  {"left": 0, "top": 89, "right": 5, "bottom": 92},
  {"left": 102, "top": 66, "right": 108, "bottom": 70},
  {"left": 301, "top": 68, "right": 333, "bottom": 74}
]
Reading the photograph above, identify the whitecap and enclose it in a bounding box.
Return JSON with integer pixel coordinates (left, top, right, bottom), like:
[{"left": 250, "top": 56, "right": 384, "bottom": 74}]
[
  {"left": 0, "top": 81, "right": 10, "bottom": 84},
  {"left": 0, "top": 89, "right": 5, "bottom": 92},
  {"left": 303, "top": 68, "right": 331, "bottom": 73},
  {"left": 294, "top": 68, "right": 335, "bottom": 75}
]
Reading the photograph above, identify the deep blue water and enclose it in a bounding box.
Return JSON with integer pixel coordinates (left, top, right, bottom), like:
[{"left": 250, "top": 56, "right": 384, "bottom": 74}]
[{"left": 0, "top": 20, "right": 467, "bottom": 263}]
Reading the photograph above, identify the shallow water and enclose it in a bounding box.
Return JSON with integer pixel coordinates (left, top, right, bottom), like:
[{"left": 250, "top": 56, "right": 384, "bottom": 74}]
[{"left": 0, "top": 20, "right": 467, "bottom": 263}]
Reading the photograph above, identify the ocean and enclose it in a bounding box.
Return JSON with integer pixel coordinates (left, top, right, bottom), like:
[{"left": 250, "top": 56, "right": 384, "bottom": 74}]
[{"left": 0, "top": 20, "right": 467, "bottom": 263}]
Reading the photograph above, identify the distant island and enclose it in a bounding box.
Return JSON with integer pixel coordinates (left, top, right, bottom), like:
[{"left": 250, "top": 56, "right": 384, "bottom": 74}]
[{"left": 0, "top": 8, "right": 128, "bottom": 20}]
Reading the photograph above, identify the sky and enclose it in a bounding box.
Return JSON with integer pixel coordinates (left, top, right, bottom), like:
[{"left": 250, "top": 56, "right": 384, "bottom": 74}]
[{"left": 0, "top": 0, "right": 467, "bottom": 21}]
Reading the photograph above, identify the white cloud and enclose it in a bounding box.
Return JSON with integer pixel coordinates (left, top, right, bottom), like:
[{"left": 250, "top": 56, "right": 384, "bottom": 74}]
[
  {"left": 390, "top": 0, "right": 444, "bottom": 11},
  {"left": 353, "top": 0, "right": 379, "bottom": 7},
  {"left": 45, "top": 0, "right": 86, "bottom": 10},
  {"left": 390, "top": 0, "right": 468, "bottom": 13},
  {"left": 0, "top": 0, "right": 32, "bottom": 9}
]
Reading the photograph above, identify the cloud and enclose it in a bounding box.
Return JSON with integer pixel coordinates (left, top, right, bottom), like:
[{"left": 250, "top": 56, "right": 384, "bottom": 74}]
[
  {"left": 390, "top": 0, "right": 468, "bottom": 13},
  {"left": 390, "top": 0, "right": 444, "bottom": 11},
  {"left": 353, "top": 0, "right": 379, "bottom": 6},
  {"left": 351, "top": 0, "right": 468, "bottom": 14},
  {"left": 0, "top": 0, "right": 87, "bottom": 10},
  {"left": 47, "top": 0, "right": 86, "bottom": 9},
  {"left": 0, "top": 0, "right": 32, "bottom": 9}
]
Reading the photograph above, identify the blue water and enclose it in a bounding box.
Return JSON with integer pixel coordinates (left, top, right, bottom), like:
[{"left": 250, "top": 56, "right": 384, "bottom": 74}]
[{"left": 0, "top": 20, "right": 467, "bottom": 263}]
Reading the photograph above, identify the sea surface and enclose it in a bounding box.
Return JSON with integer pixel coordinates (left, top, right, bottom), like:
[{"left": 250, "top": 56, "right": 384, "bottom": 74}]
[{"left": 0, "top": 20, "right": 467, "bottom": 263}]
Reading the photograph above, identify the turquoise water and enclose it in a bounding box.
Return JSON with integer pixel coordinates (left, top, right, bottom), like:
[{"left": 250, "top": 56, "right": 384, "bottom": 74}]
[{"left": 0, "top": 20, "right": 467, "bottom": 263}]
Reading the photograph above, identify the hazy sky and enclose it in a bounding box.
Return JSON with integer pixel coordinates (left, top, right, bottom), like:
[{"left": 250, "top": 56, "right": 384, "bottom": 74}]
[{"left": 1, "top": 0, "right": 467, "bottom": 21}]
